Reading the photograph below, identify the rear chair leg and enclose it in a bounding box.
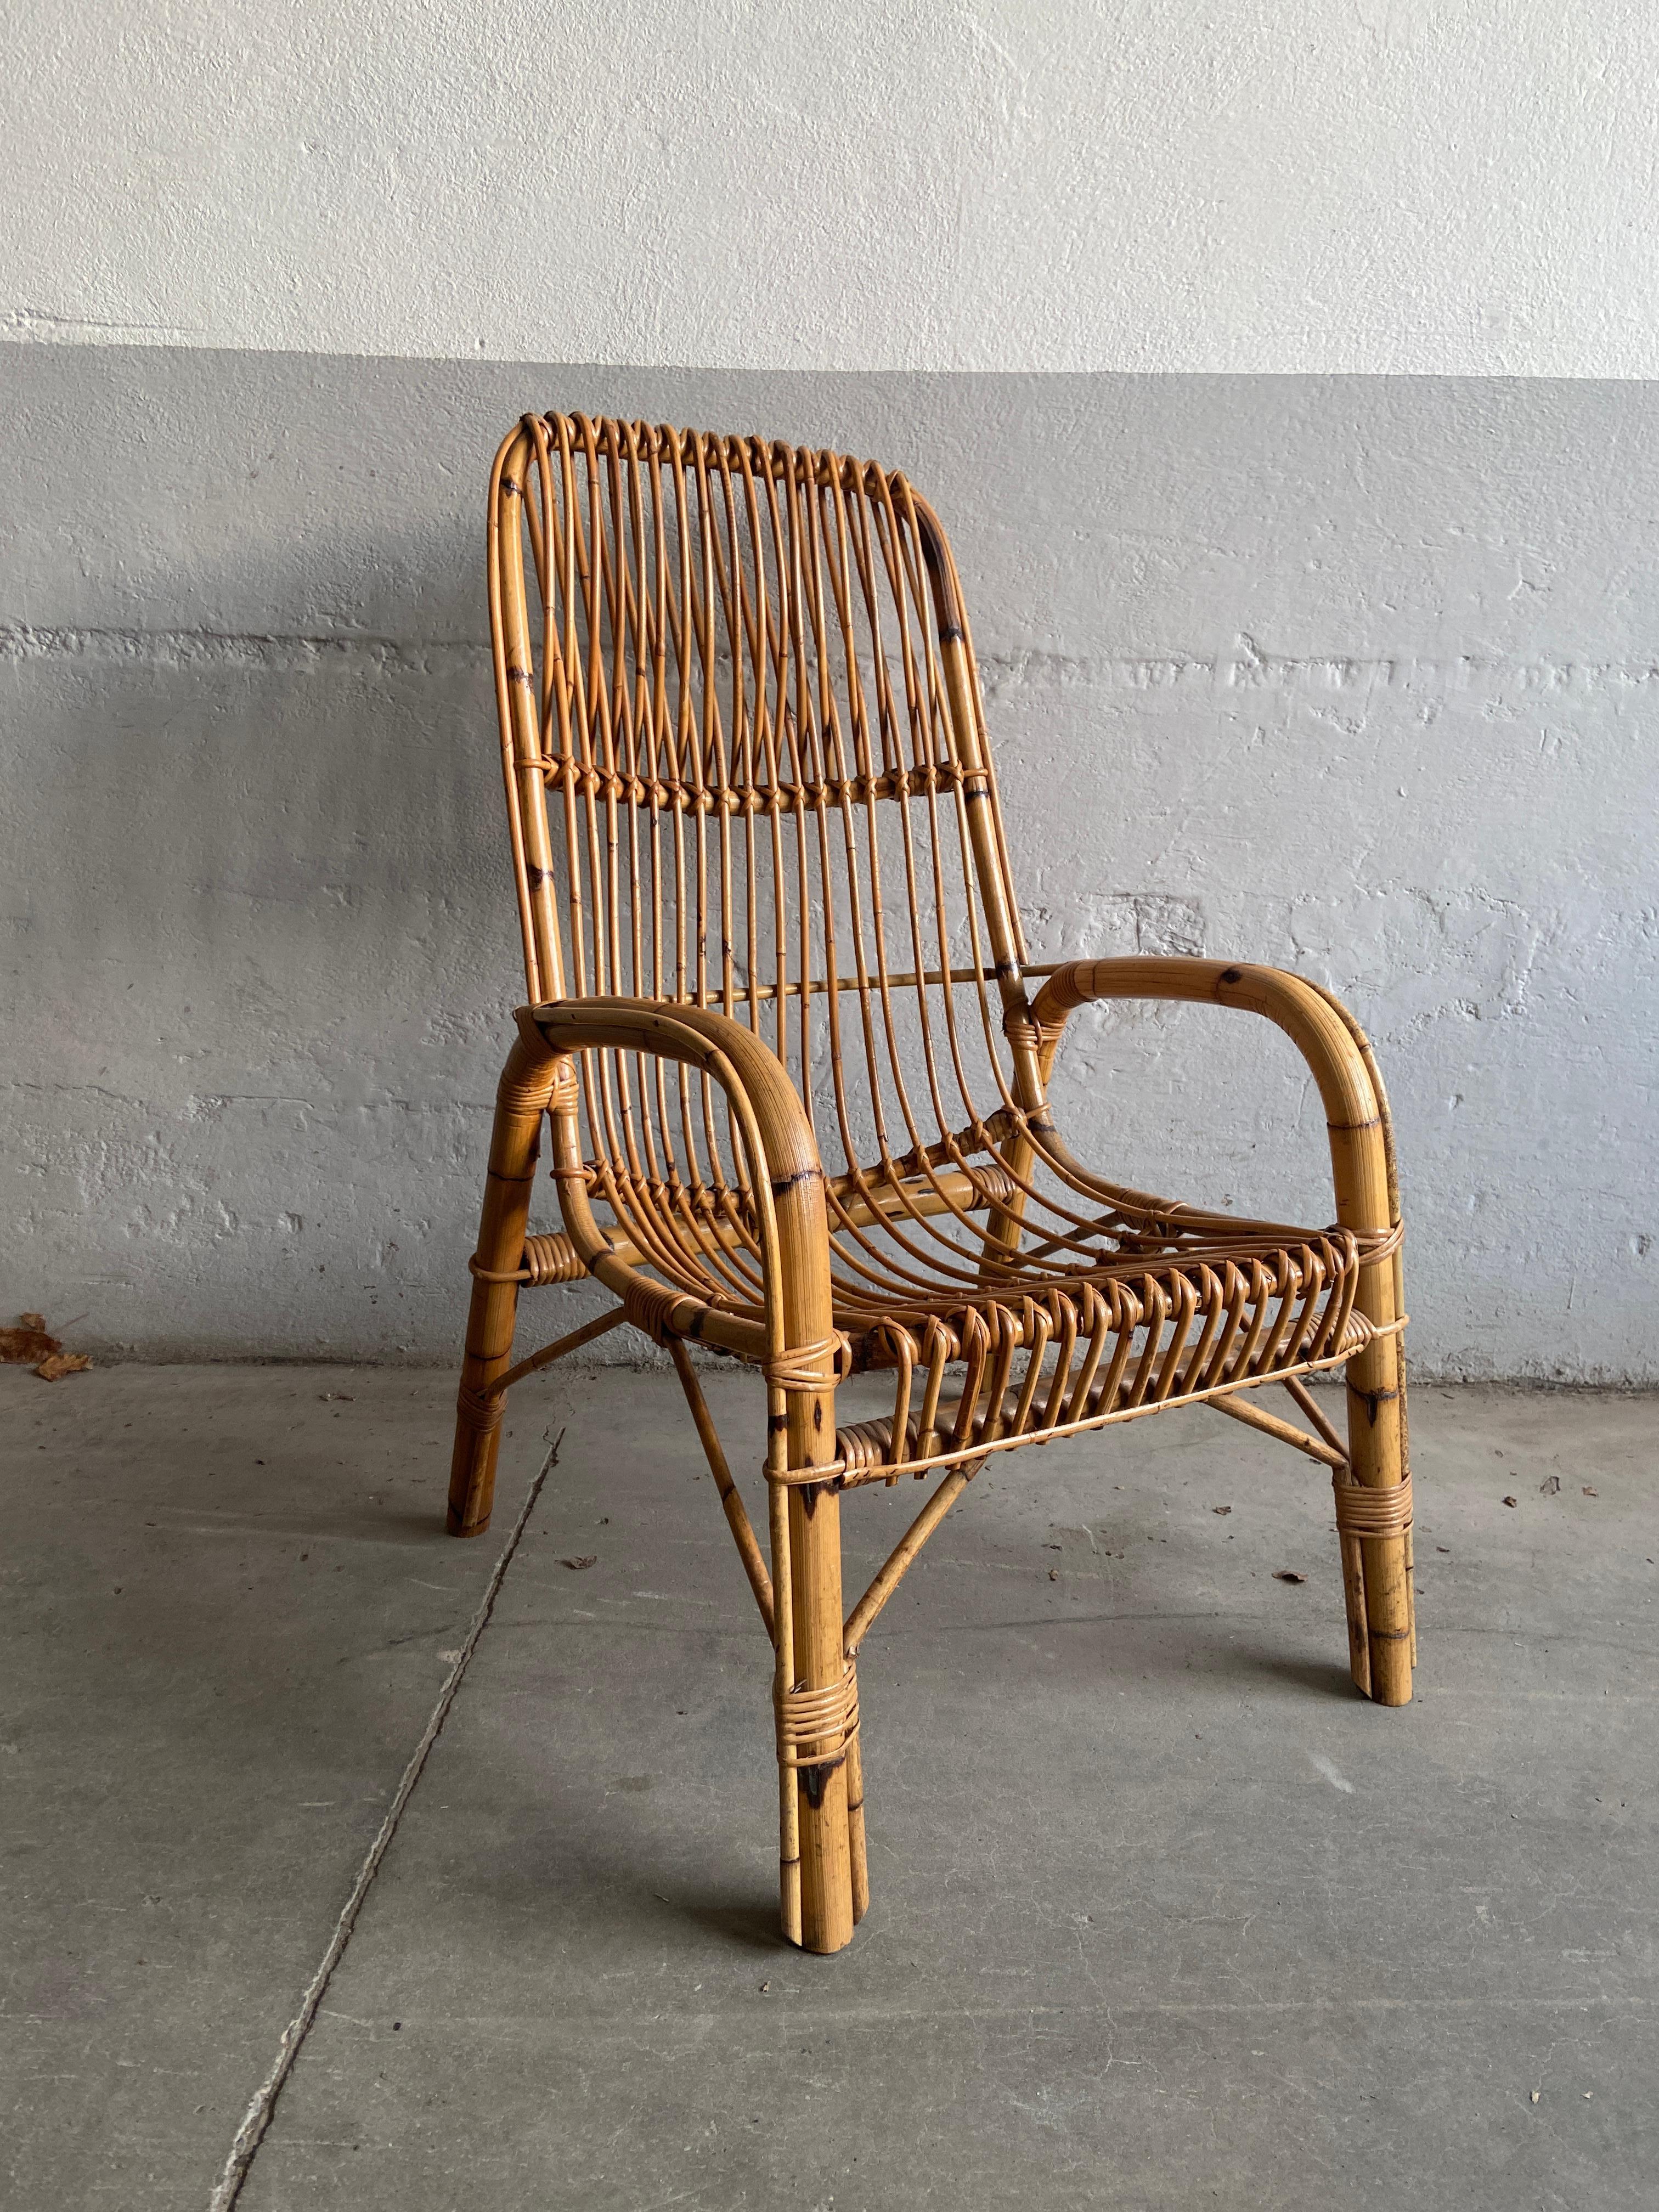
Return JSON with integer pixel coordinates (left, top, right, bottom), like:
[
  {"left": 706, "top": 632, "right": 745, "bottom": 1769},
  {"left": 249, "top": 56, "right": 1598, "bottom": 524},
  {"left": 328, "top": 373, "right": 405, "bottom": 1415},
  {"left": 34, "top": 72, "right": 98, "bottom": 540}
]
[
  {"left": 845, "top": 1729, "right": 870, "bottom": 1926},
  {"left": 447, "top": 1027, "right": 562, "bottom": 1538}
]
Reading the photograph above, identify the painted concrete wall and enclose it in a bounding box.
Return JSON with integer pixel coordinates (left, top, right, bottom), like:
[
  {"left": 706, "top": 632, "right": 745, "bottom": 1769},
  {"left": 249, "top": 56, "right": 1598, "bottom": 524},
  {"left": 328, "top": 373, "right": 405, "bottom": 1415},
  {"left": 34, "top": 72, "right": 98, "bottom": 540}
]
[
  {"left": 3, "top": 349, "right": 1653, "bottom": 1378},
  {"left": 5, "top": 3, "right": 1659, "bottom": 375}
]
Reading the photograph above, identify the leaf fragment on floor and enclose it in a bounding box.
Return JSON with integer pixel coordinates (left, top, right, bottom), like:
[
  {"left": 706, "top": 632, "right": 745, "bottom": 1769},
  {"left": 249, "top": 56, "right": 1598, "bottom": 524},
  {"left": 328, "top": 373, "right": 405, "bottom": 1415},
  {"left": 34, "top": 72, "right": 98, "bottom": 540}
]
[
  {"left": 3, "top": 1312, "right": 93, "bottom": 1380},
  {"left": 1, "top": 1315, "right": 59, "bottom": 1363},
  {"left": 36, "top": 1352, "right": 92, "bottom": 1381}
]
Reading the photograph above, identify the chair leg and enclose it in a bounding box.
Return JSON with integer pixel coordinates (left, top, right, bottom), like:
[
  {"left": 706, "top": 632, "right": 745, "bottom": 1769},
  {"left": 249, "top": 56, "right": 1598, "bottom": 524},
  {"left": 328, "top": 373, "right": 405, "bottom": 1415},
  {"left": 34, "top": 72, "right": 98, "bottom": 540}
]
[
  {"left": 772, "top": 1457, "right": 858, "bottom": 1955},
  {"left": 1342, "top": 1316, "right": 1414, "bottom": 1707},
  {"left": 1320, "top": 1013, "right": 1415, "bottom": 1707},
  {"left": 447, "top": 1029, "right": 561, "bottom": 1539},
  {"left": 790, "top": 1482, "right": 857, "bottom": 1951},
  {"left": 845, "top": 1730, "right": 870, "bottom": 1926}
]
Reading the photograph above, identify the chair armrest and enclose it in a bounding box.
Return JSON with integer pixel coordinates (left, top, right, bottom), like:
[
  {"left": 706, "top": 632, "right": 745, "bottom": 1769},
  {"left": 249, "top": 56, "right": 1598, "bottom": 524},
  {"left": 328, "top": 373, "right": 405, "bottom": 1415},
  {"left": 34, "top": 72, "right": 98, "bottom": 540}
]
[
  {"left": 1028, "top": 957, "right": 1396, "bottom": 1242},
  {"left": 520, "top": 997, "right": 837, "bottom": 1392}
]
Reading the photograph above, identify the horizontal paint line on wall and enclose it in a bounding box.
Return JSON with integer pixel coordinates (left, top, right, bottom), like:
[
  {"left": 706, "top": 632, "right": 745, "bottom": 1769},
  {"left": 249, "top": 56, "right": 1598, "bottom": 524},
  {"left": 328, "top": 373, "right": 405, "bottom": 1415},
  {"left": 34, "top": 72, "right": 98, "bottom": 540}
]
[
  {"left": 8, "top": 621, "right": 1658, "bottom": 706},
  {"left": 0, "top": 622, "right": 476, "bottom": 672}
]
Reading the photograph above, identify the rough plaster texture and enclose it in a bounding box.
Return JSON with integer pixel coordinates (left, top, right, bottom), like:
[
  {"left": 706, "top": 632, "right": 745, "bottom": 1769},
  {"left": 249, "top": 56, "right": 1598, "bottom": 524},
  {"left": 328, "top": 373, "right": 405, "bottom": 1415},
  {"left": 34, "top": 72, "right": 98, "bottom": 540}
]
[
  {"left": 2, "top": 347, "right": 1655, "bottom": 1377},
  {"left": 5, "top": 2, "right": 1659, "bottom": 375}
]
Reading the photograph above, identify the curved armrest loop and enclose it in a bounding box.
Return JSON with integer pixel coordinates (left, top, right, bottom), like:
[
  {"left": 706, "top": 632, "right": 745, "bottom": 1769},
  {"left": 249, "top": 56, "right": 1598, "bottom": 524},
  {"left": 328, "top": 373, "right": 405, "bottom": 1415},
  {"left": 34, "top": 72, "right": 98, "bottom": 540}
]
[
  {"left": 519, "top": 998, "right": 839, "bottom": 1389},
  {"left": 1028, "top": 957, "right": 1396, "bottom": 1243}
]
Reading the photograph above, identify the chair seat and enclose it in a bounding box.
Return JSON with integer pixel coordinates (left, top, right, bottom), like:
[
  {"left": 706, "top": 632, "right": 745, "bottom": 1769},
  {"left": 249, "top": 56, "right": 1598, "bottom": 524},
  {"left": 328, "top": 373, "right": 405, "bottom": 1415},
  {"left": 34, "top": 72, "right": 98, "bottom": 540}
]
[
  {"left": 554, "top": 1150, "right": 1373, "bottom": 1458},
  {"left": 833, "top": 1205, "right": 1364, "bottom": 1359},
  {"left": 557, "top": 1164, "right": 1372, "bottom": 1483},
  {"left": 825, "top": 1201, "right": 1370, "bottom": 1481}
]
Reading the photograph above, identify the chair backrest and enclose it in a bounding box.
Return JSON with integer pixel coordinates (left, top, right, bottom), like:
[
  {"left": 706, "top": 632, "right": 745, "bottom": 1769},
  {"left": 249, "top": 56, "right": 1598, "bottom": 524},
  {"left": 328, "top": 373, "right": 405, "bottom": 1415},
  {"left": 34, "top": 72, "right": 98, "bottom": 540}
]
[{"left": 488, "top": 412, "right": 1044, "bottom": 1213}]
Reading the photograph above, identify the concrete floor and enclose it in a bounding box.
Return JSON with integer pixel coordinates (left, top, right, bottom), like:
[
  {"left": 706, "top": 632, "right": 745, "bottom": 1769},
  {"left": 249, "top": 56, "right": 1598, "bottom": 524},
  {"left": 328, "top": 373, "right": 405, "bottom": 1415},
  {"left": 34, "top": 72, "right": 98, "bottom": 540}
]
[{"left": 3, "top": 1364, "right": 1655, "bottom": 2209}]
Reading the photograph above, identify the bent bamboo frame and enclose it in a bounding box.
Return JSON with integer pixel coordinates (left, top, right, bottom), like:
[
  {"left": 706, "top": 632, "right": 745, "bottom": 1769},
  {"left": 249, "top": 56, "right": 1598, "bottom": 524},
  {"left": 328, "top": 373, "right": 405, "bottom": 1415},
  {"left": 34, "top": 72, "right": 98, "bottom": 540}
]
[{"left": 448, "top": 413, "right": 1418, "bottom": 1955}]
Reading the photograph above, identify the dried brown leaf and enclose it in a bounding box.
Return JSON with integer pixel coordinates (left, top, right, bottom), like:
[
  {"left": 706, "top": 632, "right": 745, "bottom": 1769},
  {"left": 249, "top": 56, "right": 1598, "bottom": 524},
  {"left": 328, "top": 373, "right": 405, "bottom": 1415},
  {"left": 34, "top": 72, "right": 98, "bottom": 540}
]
[
  {"left": 1503, "top": 1495, "right": 1518, "bottom": 1508},
  {"left": 1273, "top": 1570, "right": 1308, "bottom": 1584},
  {"left": 560, "top": 1554, "right": 597, "bottom": 1571},
  {"left": 35, "top": 1352, "right": 92, "bottom": 1381},
  {"left": 1212, "top": 1505, "right": 1232, "bottom": 1516},
  {"left": 1, "top": 1325, "right": 60, "bottom": 1364},
  {"left": 1539, "top": 1475, "right": 1560, "bottom": 1496},
  {"left": 1583, "top": 1486, "right": 1599, "bottom": 1499}
]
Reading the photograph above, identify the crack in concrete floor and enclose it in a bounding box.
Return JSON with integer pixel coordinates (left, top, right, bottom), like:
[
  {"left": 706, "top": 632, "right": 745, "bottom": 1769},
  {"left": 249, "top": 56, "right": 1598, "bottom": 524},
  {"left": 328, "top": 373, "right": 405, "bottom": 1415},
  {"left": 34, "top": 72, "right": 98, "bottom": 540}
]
[{"left": 210, "top": 1432, "right": 564, "bottom": 2210}]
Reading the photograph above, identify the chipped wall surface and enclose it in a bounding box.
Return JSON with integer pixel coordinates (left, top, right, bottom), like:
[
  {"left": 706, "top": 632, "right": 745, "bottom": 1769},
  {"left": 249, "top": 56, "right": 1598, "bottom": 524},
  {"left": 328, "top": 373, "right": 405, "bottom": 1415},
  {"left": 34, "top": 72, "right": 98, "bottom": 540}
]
[
  {"left": 2, "top": 349, "right": 1655, "bottom": 1377},
  {"left": 5, "top": 2, "right": 1659, "bottom": 376}
]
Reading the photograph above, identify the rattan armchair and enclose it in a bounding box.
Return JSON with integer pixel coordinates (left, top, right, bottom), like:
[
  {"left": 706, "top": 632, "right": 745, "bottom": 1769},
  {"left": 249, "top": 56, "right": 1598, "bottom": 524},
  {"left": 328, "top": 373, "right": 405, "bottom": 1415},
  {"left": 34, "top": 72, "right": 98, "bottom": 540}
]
[{"left": 448, "top": 415, "right": 1415, "bottom": 1955}]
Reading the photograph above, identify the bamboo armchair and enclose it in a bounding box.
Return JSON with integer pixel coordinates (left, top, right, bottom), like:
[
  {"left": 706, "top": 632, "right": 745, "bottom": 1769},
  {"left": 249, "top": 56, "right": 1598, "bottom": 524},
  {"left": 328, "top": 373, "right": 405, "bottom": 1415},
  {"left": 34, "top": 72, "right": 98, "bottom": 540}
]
[{"left": 448, "top": 414, "right": 1414, "bottom": 1955}]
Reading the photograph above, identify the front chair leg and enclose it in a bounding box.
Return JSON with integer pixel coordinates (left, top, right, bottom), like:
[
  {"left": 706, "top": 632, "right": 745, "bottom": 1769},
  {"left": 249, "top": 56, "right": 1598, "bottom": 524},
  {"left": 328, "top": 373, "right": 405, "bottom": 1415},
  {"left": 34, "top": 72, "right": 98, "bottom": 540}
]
[
  {"left": 769, "top": 1375, "right": 859, "bottom": 1954},
  {"left": 1342, "top": 1299, "right": 1415, "bottom": 1705},
  {"left": 447, "top": 1024, "right": 563, "bottom": 1538}
]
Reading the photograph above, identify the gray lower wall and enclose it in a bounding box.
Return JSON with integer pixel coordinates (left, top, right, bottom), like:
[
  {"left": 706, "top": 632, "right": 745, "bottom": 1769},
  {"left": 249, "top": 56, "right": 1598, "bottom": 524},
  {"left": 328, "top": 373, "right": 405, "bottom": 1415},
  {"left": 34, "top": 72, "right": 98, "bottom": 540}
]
[{"left": 2, "top": 349, "right": 1654, "bottom": 1378}]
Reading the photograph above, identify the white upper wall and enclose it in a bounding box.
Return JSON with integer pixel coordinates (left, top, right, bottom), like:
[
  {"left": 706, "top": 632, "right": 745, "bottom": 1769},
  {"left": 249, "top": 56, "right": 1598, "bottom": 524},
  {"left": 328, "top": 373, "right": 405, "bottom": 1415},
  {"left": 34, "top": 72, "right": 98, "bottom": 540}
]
[{"left": 4, "top": 0, "right": 1657, "bottom": 374}]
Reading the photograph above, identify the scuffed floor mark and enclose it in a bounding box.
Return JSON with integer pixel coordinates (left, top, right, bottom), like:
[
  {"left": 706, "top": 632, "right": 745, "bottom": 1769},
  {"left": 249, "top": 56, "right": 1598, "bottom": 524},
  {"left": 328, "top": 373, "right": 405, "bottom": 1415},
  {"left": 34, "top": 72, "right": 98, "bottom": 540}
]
[{"left": 1307, "top": 1751, "right": 1355, "bottom": 1795}]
